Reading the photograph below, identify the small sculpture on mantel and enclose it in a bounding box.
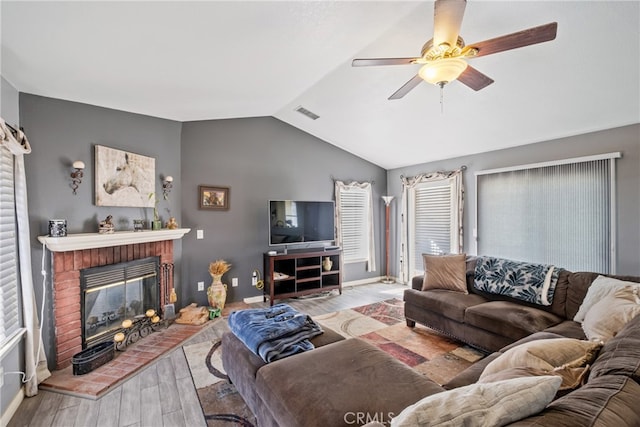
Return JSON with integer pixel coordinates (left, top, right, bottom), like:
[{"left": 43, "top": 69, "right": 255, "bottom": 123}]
[
  {"left": 99, "top": 215, "right": 115, "bottom": 234},
  {"left": 166, "top": 217, "right": 178, "bottom": 230}
]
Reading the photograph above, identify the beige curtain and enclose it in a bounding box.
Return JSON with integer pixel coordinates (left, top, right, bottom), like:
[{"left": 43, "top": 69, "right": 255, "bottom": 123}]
[{"left": 0, "top": 118, "right": 51, "bottom": 396}]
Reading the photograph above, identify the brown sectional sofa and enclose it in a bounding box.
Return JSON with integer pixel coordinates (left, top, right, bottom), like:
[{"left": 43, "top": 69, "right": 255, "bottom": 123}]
[
  {"left": 403, "top": 257, "right": 640, "bottom": 352},
  {"left": 222, "top": 262, "right": 640, "bottom": 426}
]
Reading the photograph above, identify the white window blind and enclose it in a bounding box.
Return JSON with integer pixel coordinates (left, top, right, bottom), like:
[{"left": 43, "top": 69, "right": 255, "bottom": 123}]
[
  {"left": 0, "top": 144, "right": 19, "bottom": 348},
  {"left": 338, "top": 187, "right": 370, "bottom": 263},
  {"left": 476, "top": 153, "right": 619, "bottom": 273},
  {"left": 409, "top": 179, "right": 458, "bottom": 274}
]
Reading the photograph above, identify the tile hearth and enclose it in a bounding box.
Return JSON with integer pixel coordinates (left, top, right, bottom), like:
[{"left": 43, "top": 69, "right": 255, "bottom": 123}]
[{"left": 40, "top": 322, "right": 208, "bottom": 399}]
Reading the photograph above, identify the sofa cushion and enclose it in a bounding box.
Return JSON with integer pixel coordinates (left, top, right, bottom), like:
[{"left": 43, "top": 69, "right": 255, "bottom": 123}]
[
  {"left": 464, "top": 301, "right": 563, "bottom": 341},
  {"left": 542, "top": 320, "right": 587, "bottom": 340},
  {"left": 569, "top": 274, "right": 640, "bottom": 322},
  {"left": 582, "top": 286, "right": 640, "bottom": 342},
  {"left": 391, "top": 376, "right": 561, "bottom": 427},
  {"left": 508, "top": 375, "right": 640, "bottom": 426},
  {"left": 421, "top": 253, "right": 468, "bottom": 293},
  {"left": 590, "top": 312, "right": 640, "bottom": 383},
  {"left": 480, "top": 338, "right": 601, "bottom": 380},
  {"left": 404, "top": 288, "right": 487, "bottom": 323},
  {"left": 255, "top": 338, "right": 444, "bottom": 427}
]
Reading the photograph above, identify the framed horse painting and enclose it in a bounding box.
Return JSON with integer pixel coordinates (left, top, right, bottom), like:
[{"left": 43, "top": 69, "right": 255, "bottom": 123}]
[{"left": 95, "top": 145, "right": 156, "bottom": 207}]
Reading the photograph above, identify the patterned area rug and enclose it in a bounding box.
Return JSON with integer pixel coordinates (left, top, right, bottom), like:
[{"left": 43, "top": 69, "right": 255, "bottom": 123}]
[{"left": 183, "top": 298, "right": 485, "bottom": 426}]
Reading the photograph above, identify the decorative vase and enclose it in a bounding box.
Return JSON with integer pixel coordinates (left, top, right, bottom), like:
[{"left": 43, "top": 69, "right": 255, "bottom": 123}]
[
  {"left": 152, "top": 219, "right": 162, "bottom": 230},
  {"left": 322, "top": 257, "right": 333, "bottom": 271},
  {"left": 207, "top": 273, "right": 227, "bottom": 310}
]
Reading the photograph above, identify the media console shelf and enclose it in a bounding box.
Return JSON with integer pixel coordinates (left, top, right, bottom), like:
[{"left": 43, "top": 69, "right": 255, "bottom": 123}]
[{"left": 263, "top": 249, "right": 342, "bottom": 306}]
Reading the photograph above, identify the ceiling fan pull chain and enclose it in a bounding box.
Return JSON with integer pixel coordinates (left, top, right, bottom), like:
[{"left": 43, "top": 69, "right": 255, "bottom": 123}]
[{"left": 439, "top": 82, "right": 445, "bottom": 114}]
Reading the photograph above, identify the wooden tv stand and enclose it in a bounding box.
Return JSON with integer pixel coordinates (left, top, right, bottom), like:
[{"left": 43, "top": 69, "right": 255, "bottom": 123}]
[{"left": 263, "top": 249, "right": 342, "bottom": 306}]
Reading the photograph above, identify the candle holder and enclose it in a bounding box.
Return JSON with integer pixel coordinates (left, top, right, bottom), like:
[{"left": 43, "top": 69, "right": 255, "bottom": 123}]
[
  {"left": 70, "top": 160, "right": 85, "bottom": 195},
  {"left": 114, "top": 313, "right": 165, "bottom": 351}
]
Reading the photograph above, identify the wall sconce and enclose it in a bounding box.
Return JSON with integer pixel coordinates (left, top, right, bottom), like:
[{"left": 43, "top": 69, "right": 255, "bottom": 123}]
[
  {"left": 162, "top": 175, "right": 173, "bottom": 200},
  {"left": 70, "top": 160, "right": 85, "bottom": 195}
]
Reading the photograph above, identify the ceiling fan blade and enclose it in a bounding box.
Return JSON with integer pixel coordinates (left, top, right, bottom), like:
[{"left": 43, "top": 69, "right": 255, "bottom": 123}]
[
  {"left": 433, "top": 0, "right": 467, "bottom": 48},
  {"left": 457, "top": 65, "right": 494, "bottom": 91},
  {"left": 469, "top": 22, "right": 558, "bottom": 58},
  {"left": 352, "top": 58, "right": 418, "bottom": 67},
  {"left": 389, "top": 74, "right": 423, "bottom": 100}
]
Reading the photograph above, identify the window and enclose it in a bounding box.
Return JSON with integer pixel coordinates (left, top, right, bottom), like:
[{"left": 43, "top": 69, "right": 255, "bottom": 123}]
[
  {"left": 335, "top": 181, "right": 375, "bottom": 271},
  {"left": 475, "top": 153, "right": 620, "bottom": 273},
  {"left": 0, "top": 144, "right": 19, "bottom": 349},
  {"left": 401, "top": 170, "right": 463, "bottom": 281}
]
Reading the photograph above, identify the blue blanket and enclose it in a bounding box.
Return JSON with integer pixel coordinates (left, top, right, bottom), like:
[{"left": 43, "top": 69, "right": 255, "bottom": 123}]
[
  {"left": 228, "top": 303, "right": 323, "bottom": 363},
  {"left": 474, "top": 256, "right": 560, "bottom": 306}
]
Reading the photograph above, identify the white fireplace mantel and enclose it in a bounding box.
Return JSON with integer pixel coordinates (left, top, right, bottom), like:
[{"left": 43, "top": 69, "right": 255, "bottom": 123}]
[{"left": 38, "top": 228, "right": 191, "bottom": 252}]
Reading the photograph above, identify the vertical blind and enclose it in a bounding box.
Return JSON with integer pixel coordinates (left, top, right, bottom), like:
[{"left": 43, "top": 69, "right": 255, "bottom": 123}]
[
  {"left": 338, "top": 188, "right": 370, "bottom": 262},
  {"left": 0, "top": 144, "right": 19, "bottom": 347},
  {"left": 476, "top": 154, "right": 619, "bottom": 273}
]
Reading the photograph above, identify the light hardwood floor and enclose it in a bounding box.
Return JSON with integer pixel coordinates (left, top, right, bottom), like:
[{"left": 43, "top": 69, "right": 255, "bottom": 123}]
[{"left": 8, "top": 282, "right": 406, "bottom": 427}]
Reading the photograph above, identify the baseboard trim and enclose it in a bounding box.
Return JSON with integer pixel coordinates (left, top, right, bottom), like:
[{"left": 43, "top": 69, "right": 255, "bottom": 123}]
[
  {"left": 2, "top": 386, "right": 24, "bottom": 426},
  {"left": 343, "top": 277, "right": 398, "bottom": 287},
  {"left": 243, "top": 295, "right": 264, "bottom": 304},
  {"left": 242, "top": 277, "right": 401, "bottom": 304}
]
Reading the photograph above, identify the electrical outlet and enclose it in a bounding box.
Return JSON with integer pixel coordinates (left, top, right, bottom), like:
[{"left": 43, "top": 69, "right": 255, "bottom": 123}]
[
  {"left": 197, "top": 281, "right": 204, "bottom": 291},
  {"left": 232, "top": 277, "right": 238, "bottom": 287},
  {"left": 196, "top": 229, "right": 204, "bottom": 239}
]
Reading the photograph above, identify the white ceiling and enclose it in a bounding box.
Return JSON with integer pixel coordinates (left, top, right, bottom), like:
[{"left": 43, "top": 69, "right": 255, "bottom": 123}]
[{"left": 2, "top": 1, "right": 639, "bottom": 169}]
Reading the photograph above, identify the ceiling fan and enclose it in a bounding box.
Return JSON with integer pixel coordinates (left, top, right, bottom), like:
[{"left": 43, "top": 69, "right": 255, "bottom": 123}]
[{"left": 352, "top": 0, "right": 557, "bottom": 100}]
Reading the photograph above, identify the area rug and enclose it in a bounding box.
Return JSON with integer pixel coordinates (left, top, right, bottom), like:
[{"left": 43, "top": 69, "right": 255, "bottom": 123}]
[{"left": 183, "top": 298, "right": 485, "bottom": 426}]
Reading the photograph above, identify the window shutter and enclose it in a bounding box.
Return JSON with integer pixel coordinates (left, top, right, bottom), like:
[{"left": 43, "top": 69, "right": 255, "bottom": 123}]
[
  {"left": 339, "top": 189, "right": 369, "bottom": 262},
  {"left": 0, "top": 145, "right": 19, "bottom": 346},
  {"left": 411, "top": 181, "right": 453, "bottom": 270}
]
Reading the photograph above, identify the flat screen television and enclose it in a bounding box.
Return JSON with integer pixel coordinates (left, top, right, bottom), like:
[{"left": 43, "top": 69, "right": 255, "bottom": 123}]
[{"left": 269, "top": 200, "right": 335, "bottom": 247}]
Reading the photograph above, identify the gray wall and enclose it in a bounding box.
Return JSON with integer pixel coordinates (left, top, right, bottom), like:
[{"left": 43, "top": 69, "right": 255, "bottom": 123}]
[
  {"left": 387, "top": 124, "right": 640, "bottom": 277},
  {"left": 180, "top": 117, "right": 387, "bottom": 306},
  {"left": 17, "top": 96, "right": 387, "bottom": 370},
  {"left": 19, "top": 93, "right": 183, "bottom": 369},
  {"left": 1, "top": 77, "right": 22, "bottom": 422}
]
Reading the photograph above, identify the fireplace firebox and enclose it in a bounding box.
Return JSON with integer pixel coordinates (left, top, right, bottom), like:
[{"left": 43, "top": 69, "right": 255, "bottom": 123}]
[{"left": 80, "top": 256, "right": 160, "bottom": 348}]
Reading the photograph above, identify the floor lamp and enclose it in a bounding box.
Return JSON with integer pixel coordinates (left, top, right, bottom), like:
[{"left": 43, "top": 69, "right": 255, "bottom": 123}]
[{"left": 381, "top": 196, "right": 395, "bottom": 284}]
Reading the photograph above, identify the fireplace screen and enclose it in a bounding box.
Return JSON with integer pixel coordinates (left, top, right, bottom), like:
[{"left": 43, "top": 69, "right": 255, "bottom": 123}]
[{"left": 81, "top": 257, "right": 159, "bottom": 348}]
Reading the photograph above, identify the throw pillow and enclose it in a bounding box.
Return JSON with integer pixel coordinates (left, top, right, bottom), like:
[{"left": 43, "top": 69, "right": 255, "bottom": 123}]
[
  {"left": 421, "top": 253, "right": 467, "bottom": 293},
  {"left": 582, "top": 286, "right": 640, "bottom": 342},
  {"left": 574, "top": 275, "right": 640, "bottom": 323},
  {"left": 480, "top": 338, "right": 601, "bottom": 380},
  {"left": 479, "top": 365, "right": 589, "bottom": 392},
  {"left": 391, "top": 376, "right": 562, "bottom": 427}
]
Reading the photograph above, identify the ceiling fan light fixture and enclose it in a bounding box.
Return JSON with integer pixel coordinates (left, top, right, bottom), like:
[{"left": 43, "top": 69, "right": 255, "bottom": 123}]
[{"left": 418, "top": 57, "right": 468, "bottom": 85}]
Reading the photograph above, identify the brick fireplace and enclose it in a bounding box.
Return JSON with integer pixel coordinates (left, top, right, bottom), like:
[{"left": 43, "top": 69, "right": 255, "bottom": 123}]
[{"left": 40, "top": 229, "right": 189, "bottom": 370}]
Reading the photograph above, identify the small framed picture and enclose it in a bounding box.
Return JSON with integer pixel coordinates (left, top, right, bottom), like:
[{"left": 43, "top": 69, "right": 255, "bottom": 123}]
[{"left": 199, "top": 185, "right": 230, "bottom": 210}]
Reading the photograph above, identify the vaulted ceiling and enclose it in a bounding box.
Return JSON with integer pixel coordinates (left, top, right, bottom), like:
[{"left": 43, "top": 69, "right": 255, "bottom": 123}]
[{"left": 2, "top": 1, "right": 638, "bottom": 169}]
